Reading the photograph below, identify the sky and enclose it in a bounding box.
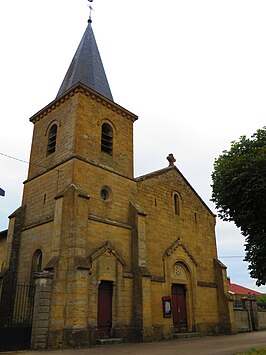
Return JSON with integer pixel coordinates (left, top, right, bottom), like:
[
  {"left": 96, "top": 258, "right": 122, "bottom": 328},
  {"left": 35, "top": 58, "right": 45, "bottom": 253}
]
[{"left": 0, "top": 0, "right": 266, "bottom": 293}]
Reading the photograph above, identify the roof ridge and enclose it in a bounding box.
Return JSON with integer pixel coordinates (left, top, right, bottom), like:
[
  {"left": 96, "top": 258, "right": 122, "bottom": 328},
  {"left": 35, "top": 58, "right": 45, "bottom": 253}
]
[{"left": 136, "top": 166, "right": 173, "bottom": 181}]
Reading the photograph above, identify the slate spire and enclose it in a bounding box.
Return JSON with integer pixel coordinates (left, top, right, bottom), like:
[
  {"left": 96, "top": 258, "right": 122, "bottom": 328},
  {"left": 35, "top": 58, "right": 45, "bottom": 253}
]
[{"left": 56, "top": 19, "right": 113, "bottom": 101}]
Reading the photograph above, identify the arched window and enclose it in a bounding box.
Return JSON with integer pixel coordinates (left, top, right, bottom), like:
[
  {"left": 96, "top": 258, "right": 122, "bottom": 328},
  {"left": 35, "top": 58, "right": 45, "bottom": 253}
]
[
  {"left": 101, "top": 123, "right": 113, "bottom": 155},
  {"left": 173, "top": 192, "right": 181, "bottom": 215},
  {"left": 31, "top": 249, "right": 43, "bottom": 274},
  {"left": 47, "top": 124, "right": 57, "bottom": 155},
  {"left": 29, "top": 249, "right": 42, "bottom": 291}
]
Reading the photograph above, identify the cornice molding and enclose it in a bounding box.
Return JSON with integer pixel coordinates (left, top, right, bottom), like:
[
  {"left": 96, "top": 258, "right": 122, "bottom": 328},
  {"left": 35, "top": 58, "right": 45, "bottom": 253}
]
[
  {"left": 88, "top": 214, "right": 131, "bottom": 230},
  {"left": 24, "top": 155, "right": 135, "bottom": 184},
  {"left": 30, "top": 83, "right": 138, "bottom": 124},
  {"left": 197, "top": 281, "right": 217, "bottom": 288}
]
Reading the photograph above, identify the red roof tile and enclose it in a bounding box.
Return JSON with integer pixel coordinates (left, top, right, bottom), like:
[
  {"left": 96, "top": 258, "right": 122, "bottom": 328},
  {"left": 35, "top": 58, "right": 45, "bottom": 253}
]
[{"left": 229, "top": 283, "right": 263, "bottom": 296}]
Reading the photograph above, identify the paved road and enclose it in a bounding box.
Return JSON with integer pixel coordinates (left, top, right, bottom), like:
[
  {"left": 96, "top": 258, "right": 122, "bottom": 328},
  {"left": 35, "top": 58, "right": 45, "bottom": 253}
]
[{"left": 2, "top": 331, "right": 266, "bottom": 355}]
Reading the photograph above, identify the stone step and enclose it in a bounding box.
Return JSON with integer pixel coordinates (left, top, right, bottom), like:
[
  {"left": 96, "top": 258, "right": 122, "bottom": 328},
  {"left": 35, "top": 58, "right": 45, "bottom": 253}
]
[
  {"left": 173, "top": 332, "right": 201, "bottom": 339},
  {"left": 96, "top": 338, "right": 124, "bottom": 346}
]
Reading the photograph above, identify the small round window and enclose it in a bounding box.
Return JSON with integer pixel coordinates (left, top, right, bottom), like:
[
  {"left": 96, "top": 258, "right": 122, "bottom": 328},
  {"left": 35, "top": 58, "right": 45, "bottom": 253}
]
[{"left": 100, "top": 186, "right": 112, "bottom": 202}]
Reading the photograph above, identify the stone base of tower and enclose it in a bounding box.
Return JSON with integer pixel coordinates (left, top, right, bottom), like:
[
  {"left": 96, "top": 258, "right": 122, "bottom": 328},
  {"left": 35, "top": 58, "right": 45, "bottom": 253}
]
[{"left": 48, "top": 329, "right": 96, "bottom": 349}]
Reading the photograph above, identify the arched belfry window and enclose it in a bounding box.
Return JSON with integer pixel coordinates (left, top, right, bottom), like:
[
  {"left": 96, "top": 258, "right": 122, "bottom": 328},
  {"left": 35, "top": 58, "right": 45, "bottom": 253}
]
[
  {"left": 173, "top": 192, "right": 181, "bottom": 215},
  {"left": 101, "top": 123, "right": 113, "bottom": 155},
  {"left": 47, "top": 124, "right": 58, "bottom": 155}
]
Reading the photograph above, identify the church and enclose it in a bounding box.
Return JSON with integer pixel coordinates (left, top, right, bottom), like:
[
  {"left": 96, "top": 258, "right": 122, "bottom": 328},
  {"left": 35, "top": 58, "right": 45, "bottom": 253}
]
[{"left": 0, "top": 13, "right": 235, "bottom": 349}]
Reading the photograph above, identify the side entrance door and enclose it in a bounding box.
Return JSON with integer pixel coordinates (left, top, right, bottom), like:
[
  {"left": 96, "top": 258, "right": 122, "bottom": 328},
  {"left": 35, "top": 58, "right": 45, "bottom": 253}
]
[
  {"left": 97, "top": 281, "right": 113, "bottom": 338},
  {"left": 171, "top": 284, "right": 188, "bottom": 332}
]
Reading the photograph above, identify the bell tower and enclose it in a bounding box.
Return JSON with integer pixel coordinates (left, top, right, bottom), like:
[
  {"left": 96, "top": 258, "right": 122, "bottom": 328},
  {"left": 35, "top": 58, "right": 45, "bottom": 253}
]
[
  {"left": 23, "top": 17, "right": 138, "bottom": 227},
  {"left": 27, "top": 18, "right": 137, "bottom": 178},
  {"left": 16, "top": 13, "right": 139, "bottom": 343}
]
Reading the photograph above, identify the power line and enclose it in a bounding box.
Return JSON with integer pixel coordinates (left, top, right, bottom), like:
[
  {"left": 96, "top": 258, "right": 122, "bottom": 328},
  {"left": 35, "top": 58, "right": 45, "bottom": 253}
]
[
  {"left": 0, "top": 152, "right": 62, "bottom": 193},
  {"left": 219, "top": 256, "right": 244, "bottom": 259},
  {"left": 0, "top": 152, "right": 60, "bottom": 172},
  {"left": 0, "top": 152, "right": 46, "bottom": 169}
]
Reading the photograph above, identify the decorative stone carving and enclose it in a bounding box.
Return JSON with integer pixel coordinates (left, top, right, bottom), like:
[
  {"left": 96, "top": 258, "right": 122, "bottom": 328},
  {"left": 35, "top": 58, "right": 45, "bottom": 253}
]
[
  {"left": 105, "top": 250, "right": 112, "bottom": 257},
  {"left": 173, "top": 264, "right": 188, "bottom": 281},
  {"left": 167, "top": 153, "right": 176, "bottom": 166}
]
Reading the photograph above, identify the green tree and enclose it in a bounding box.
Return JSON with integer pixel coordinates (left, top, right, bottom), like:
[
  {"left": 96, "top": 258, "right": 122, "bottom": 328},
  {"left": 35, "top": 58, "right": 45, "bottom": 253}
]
[
  {"left": 257, "top": 295, "right": 266, "bottom": 310},
  {"left": 211, "top": 127, "right": 266, "bottom": 286}
]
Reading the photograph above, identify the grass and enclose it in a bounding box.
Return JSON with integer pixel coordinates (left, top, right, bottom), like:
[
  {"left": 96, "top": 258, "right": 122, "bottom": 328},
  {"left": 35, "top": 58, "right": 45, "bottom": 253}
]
[{"left": 236, "top": 348, "right": 266, "bottom": 355}]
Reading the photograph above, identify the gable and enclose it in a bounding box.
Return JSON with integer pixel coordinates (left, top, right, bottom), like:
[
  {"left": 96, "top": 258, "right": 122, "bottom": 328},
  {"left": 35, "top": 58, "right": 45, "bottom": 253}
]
[
  {"left": 163, "top": 237, "right": 198, "bottom": 266},
  {"left": 136, "top": 165, "right": 215, "bottom": 217},
  {"left": 88, "top": 241, "right": 126, "bottom": 267}
]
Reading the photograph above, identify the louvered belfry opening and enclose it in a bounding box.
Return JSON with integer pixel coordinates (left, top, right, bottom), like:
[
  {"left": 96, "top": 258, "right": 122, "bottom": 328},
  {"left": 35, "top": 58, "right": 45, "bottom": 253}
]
[
  {"left": 47, "top": 124, "right": 57, "bottom": 155},
  {"left": 101, "top": 123, "right": 113, "bottom": 154}
]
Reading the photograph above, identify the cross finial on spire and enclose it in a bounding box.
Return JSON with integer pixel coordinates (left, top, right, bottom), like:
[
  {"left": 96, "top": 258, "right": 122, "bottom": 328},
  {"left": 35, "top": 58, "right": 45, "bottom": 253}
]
[{"left": 88, "top": 0, "right": 94, "bottom": 23}]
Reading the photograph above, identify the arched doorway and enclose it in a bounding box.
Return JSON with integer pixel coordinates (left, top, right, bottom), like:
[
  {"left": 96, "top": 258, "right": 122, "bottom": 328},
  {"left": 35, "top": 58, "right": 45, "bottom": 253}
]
[
  {"left": 171, "top": 284, "right": 188, "bottom": 332},
  {"left": 97, "top": 281, "right": 113, "bottom": 338},
  {"left": 171, "top": 262, "right": 190, "bottom": 332}
]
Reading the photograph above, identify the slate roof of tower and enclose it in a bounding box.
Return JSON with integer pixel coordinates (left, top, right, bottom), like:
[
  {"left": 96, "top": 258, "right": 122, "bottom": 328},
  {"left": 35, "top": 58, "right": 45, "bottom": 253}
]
[{"left": 56, "top": 20, "right": 113, "bottom": 101}]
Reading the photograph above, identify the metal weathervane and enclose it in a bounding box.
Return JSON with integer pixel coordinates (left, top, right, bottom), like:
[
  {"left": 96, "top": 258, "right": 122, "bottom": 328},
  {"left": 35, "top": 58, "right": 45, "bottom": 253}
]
[{"left": 87, "top": 0, "right": 94, "bottom": 22}]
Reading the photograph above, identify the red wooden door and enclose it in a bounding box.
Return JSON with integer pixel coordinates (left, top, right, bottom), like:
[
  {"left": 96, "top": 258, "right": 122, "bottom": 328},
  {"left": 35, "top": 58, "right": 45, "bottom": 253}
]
[
  {"left": 98, "top": 281, "right": 113, "bottom": 338},
  {"left": 171, "top": 284, "right": 188, "bottom": 332}
]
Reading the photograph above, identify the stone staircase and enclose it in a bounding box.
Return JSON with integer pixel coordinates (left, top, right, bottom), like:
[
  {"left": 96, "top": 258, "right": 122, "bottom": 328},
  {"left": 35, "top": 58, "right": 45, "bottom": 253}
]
[
  {"left": 173, "top": 332, "right": 201, "bottom": 339},
  {"left": 96, "top": 338, "right": 124, "bottom": 346}
]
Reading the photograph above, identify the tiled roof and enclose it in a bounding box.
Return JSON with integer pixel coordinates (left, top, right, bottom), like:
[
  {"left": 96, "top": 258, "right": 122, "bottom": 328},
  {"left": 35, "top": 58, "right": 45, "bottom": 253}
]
[{"left": 229, "top": 283, "right": 263, "bottom": 296}]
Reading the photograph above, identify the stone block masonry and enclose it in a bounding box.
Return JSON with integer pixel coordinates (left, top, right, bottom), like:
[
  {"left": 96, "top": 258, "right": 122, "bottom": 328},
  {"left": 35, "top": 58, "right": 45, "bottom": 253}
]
[{"left": 31, "top": 272, "right": 53, "bottom": 350}]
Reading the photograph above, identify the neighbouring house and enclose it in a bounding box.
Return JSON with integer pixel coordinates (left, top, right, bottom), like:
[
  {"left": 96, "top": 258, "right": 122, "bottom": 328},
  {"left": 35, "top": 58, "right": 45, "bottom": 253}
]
[
  {"left": 228, "top": 278, "right": 263, "bottom": 300},
  {"left": 228, "top": 278, "right": 266, "bottom": 332},
  {"left": 0, "top": 15, "right": 236, "bottom": 350}
]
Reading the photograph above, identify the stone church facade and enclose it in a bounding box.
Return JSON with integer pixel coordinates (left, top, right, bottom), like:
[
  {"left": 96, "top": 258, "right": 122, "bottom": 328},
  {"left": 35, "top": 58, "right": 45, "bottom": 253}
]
[{"left": 0, "top": 18, "right": 235, "bottom": 348}]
